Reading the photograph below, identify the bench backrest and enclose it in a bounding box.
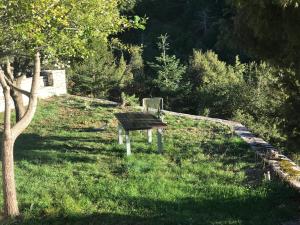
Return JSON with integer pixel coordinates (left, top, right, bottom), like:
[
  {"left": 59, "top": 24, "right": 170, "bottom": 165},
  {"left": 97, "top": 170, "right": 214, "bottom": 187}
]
[{"left": 142, "top": 98, "right": 163, "bottom": 118}]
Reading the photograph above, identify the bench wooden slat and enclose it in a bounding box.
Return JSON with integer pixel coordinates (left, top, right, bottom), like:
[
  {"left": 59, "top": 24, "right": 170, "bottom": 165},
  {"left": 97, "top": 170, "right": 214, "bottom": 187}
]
[{"left": 115, "top": 112, "right": 167, "bottom": 131}]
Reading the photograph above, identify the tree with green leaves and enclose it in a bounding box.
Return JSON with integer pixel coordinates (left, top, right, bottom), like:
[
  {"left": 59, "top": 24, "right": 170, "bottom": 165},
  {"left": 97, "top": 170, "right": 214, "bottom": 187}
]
[
  {"left": 150, "top": 35, "right": 187, "bottom": 99},
  {"left": 0, "top": 0, "right": 137, "bottom": 217},
  {"left": 0, "top": 0, "right": 133, "bottom": 121},
  {"left": 232, "top": 0, "right": 300, "bottom": 151},
  {"left": 189, "top": 50, "right": 244, "bottom": 117},
  {"left": 121, "top": 0, "right": 234, "bottom": 60},
  {"left": 69, "top": 42, "right": 123, "bottom": 99},
  {"left": 233, "top": 0, "right": 300, "bottom": 75}
]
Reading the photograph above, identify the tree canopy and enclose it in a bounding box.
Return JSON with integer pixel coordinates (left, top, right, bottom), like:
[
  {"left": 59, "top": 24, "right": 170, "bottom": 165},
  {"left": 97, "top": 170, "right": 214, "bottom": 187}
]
[
  {"left": 0, "top": 0, "right": 140, "bottom": 218},
  {"left": 233, "top": 0, "right": 300, "bottom": 75},
  {"left": 0, "top": 0, "right": 133, "bottom": 59}
]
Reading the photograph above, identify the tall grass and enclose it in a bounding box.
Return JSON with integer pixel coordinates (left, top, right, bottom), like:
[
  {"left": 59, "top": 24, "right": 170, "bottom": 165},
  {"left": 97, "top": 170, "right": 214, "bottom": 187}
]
[{"left": 0, "top": 96, "right": 298, "bottom": 225}]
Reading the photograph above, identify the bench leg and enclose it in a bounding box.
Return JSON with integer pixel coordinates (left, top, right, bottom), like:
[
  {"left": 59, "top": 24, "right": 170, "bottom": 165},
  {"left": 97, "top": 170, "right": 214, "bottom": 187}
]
[
  {"left": 157, "top": 128, "right": 163, "bottom": 154},
  {"left": 125, "top": 131, "right": 131, "bottom": 156},
  {"left": 118, "top": 124, "right": 123, "bottom": 144},
  {"left": 147, "top": 129, "right": 152, "bottom": 144}
]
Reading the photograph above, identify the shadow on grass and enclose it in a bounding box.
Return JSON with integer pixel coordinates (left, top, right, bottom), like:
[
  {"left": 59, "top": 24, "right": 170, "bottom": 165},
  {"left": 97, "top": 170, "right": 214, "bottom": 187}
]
[
  {"left": 10, "top": 129, "right": 256, "bottom": 167},
  {"left": 13, "top": 132, "right": 124, "bottom": 164},
  {"left": 13, "top": 131, "right": 156, "bottom": 164},
  {"left": 72, "top": 127, "right": 107, "bottom": 132},
  {"left": 62, "top": 99, "right": 118, "bottom": 110},
  {"left": 201, "top": 138, "right": 255, "bottom": 165},
  {"left": 9, "top": 189, "right": 300, "bottom": 225}
]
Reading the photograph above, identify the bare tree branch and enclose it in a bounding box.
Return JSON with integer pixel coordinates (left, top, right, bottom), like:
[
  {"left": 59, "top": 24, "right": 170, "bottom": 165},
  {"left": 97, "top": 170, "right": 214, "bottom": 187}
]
[
  {"left": 5, "top": 58, "right": 14, "bottom": 82},
  {"left": 0, "top": 67, "right": 12, "bottom": 132},
  {"left": 4, "top": 76, "right": 31, "bottom": 97},
  {"left": 0, "top": 68, "right": 9, "bottom": 90},
  {"left": 12, "top": 52, "right": 40, "bottom": 139}
]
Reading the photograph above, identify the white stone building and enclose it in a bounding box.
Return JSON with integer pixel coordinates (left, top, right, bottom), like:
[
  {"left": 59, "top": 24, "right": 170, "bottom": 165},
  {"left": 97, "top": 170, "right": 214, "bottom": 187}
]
[{"left": 0, "top": 70, "right": 67, "bottom": 112}]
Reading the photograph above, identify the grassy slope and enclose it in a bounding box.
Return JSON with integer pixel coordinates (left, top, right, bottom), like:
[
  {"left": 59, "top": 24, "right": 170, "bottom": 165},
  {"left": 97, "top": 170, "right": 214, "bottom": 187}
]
[{"left": 0, "top": 96, "right": 299, "bottom": 225}]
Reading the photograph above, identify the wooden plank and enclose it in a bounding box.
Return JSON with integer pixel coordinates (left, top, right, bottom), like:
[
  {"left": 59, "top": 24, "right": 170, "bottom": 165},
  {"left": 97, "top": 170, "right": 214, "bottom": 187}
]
[{"left": 115, "top": 112, "right": 167, "bottom": 131}]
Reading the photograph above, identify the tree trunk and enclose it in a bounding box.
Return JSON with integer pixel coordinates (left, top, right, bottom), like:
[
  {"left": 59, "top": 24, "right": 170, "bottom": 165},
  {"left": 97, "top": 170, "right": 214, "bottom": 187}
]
[
  {"left": 0, "top": 51, "right": 40, "bottom": 218},
  {"left": 5, "top": 59, "right": 26, "bottom": 122},
  {"left": 11, "top": 88, "right": 26, "bottom": 122},
  {"left": 2, "top": 135, "right": 19, "bottom": 217},
  {"left": 0, "top": 74, "right": 19, "bottom": 217},
  {"left": 11, "top": 52, "right": 40, "bottom": 140},
  {"left": 12, "top": 76, "right": 26, "bottom": 121}
]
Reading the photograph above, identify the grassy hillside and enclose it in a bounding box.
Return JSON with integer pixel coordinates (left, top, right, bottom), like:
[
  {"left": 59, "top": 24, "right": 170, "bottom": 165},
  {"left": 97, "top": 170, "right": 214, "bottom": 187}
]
[{"left": 0, "top": 96, "right": 299, "bottom": 225}]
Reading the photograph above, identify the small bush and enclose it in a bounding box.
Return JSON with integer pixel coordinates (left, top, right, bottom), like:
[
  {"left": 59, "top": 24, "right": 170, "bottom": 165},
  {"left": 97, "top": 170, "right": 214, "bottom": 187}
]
[
  {"left": 121, "top": 92, "right": 140, "bottom": 107},
  {"left": 68, "top": 42, "right": 133, "bottom": 101},
  {"left": 189, "top": 50, "right": 244, "bottom": 118}
]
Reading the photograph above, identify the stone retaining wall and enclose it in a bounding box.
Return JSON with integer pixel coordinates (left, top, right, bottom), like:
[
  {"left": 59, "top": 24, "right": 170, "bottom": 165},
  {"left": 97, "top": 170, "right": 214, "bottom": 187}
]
[
  {"left": 0, "top": 70, "right": 67, "bottom": 112},
  {"left": 163, "top": 110, "right": 300, "bottom": 191}
]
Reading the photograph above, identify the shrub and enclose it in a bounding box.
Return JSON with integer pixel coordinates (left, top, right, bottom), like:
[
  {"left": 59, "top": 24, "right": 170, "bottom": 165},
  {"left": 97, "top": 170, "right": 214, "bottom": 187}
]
[
  {"left": 234, "top": 63, "right": 289, "bottom": 148},
  {"left": 188, "top": 50, "right": 291, "bottom": 151},
  {"left": 128, "top": 46, "right": 146, "bottom": 96},
  {"left": 68, "top": 42, "right": 133, "bottom": 101},
  {"left": 189, "top": 50, "right": 244, "bottom": 118},
  {"left": 120, "top": 92, "right": 140, "bottom": 107}
]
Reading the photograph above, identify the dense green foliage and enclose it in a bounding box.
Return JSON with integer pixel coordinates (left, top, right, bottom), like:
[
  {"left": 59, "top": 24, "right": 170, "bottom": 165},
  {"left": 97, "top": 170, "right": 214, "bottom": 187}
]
[
  {"left": 67, "top": 0, "right": 300, "bottom": 154},
  {"left": 68, "top": 42, "right": 133, "bottom": 102},
  {"left": 0, "top": 96, "right": 298, "bottom": 224},
  {"left": 231, "top": 0, "right": 300, "bottom": 153},
  {"left": 233, "top": 0, "right": 300, "bottom": 70},
  {"left": 188, "top": 51, "right": 290, "bottom": 150},
  {"left": 0, "top": 0, "right": 132, "bottom": 58},
  {"left": 4, "top": 0, "right": 300, "bottom": 222},
  {"left": 120, "top": 0, "right": 236, "bottom": 61},
  {"left": 189, "top": 51, "right": 244, "bottom": 118}
]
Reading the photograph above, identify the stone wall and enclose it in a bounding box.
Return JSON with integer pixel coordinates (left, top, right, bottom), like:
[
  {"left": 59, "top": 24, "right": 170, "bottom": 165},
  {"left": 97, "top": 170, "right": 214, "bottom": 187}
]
[
  {"left": 163, "top": 109, "right": 300, "bottom": 192},
  {"left": 0, "top": 70, "right": 67, "bottom": 112}
]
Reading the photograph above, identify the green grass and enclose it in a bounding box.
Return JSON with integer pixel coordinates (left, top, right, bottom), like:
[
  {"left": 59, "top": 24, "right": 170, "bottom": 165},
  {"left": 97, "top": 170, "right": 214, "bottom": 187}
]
[{"left": 0, "top": 96, "right": 299, "bottom": 225}]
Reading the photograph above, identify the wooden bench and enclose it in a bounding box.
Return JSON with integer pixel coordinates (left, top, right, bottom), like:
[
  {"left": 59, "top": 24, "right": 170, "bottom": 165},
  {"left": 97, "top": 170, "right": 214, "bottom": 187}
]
[{"left": 115, "top": 98, "right": 167, "bottom": 156}]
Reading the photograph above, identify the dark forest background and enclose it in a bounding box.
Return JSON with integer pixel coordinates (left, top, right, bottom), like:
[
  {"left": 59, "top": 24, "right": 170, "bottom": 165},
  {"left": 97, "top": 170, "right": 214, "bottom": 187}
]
[{"left": 68, "top": 0, "right": 300, "bottom": 158}]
